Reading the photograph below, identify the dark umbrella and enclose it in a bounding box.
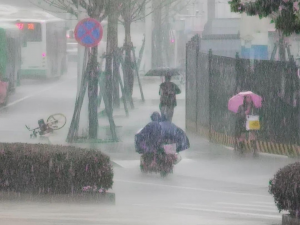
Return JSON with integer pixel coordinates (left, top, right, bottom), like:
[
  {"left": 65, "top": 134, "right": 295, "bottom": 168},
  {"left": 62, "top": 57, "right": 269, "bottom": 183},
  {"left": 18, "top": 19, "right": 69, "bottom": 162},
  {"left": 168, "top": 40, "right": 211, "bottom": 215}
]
[
  {"left": 135, "top": 121, "right": 162, "bottom": 154},
  {"left": 135, "top": 121, "right": 190, "bottom": 154},
  {"left": 145, "top": 68, "right": 181, "bottom": 77}
]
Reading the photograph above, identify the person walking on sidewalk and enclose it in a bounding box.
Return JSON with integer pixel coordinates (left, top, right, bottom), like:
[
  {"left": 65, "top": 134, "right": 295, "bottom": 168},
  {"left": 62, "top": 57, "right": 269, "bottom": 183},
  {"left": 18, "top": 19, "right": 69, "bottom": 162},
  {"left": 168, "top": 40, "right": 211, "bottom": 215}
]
[
  {"left": 159, "top": 75, "right": 181, "bottom": 122},
  {"left": 236, "top": 95, "right": 260, "bottom": 156}
]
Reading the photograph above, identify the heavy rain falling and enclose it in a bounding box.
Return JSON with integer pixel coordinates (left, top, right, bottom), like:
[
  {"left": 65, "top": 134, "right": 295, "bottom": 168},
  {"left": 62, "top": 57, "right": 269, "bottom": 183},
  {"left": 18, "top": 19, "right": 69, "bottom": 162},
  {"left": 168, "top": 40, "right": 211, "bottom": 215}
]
[{"left": 0, "top": 0, "right": 300, "bottom": 224}]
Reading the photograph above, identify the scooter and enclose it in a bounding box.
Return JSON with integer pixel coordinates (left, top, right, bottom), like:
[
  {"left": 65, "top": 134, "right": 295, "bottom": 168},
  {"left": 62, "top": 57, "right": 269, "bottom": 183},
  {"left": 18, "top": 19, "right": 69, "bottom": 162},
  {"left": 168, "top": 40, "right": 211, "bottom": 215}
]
[
  {"left": 140, "top": 142, "right": 182, "bottom": 177},
  {"left": 135, "top": 112, "right": 189, "bottom": 177}
]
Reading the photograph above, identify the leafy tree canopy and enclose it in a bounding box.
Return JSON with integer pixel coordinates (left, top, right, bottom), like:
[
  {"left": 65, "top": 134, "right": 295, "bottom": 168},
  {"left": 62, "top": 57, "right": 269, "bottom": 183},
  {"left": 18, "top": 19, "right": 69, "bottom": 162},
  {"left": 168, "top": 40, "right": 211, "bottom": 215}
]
[{"left": 229, "top": 0, "right": 300, "bottom": 35}]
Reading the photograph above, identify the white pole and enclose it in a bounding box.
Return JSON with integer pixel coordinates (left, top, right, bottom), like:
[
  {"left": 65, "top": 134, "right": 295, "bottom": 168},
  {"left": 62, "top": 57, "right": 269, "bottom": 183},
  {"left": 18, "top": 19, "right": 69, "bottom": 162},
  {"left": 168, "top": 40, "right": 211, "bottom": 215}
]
[
  {"left": 76, "top": 5, "right": 89, "bottom": 138},
  {"left": 145, "top": 0, "right": 152, "bottom": 72},
  {"left": 77, "top": 3, "right": 85, "bottom": 92}
]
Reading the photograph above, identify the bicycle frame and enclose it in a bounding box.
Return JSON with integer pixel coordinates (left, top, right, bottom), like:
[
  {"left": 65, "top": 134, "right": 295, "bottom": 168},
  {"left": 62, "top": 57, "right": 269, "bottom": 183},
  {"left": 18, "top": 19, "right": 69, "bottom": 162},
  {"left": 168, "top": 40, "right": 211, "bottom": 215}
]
[
  {"left": 25, "top": 113, "right": 66, "bottom": 138},
  {"left": 26, "top": 121, "right": 53, "bottom": 138}
]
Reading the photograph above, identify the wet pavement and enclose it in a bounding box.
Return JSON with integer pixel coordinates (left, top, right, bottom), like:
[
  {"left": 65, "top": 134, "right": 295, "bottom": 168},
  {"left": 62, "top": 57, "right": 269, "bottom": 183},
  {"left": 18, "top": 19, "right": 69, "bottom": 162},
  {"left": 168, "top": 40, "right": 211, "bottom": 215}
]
[{"left": 0, "top": 62, "right": 295, "bottom": 225}]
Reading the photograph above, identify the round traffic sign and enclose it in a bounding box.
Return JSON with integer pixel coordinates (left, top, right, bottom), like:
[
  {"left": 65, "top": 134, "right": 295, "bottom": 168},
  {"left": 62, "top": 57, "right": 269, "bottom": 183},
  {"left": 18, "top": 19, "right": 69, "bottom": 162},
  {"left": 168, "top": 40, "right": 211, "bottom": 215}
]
[{"left": 74, "top": 18, "right": 103, "bottom": 48}]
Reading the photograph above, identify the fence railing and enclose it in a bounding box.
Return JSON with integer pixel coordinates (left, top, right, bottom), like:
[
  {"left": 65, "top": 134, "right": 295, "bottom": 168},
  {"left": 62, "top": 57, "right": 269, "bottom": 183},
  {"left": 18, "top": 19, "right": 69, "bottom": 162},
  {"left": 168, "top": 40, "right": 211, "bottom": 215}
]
[{"left": 186, "top": 35, "right": 300, "bottom": 156}]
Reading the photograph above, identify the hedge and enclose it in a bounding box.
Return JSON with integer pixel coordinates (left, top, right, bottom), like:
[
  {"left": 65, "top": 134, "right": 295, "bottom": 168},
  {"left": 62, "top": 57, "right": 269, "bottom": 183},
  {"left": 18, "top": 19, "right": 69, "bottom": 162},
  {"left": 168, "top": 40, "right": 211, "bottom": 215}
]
[
  {"left": 269, "top": 162, "right": 300, "bottom": 218},
  {"left": 0, "top": 143, "right": 113, "bottom": 194}
]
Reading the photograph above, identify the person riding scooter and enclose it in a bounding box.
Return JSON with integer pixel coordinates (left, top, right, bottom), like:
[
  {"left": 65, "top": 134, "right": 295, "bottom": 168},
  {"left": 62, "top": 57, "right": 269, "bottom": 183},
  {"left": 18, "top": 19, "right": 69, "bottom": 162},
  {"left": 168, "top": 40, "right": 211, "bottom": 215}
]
[{"left": 135, "top": 112, "right": 189, "bottom": 176}]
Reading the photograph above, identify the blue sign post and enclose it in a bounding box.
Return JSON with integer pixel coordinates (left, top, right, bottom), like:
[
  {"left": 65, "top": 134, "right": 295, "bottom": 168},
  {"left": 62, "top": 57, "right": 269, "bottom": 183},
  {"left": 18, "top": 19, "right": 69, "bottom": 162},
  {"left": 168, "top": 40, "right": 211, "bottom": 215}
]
[{"left": 74, "top": 18, "right": 103, "bottom": 47}]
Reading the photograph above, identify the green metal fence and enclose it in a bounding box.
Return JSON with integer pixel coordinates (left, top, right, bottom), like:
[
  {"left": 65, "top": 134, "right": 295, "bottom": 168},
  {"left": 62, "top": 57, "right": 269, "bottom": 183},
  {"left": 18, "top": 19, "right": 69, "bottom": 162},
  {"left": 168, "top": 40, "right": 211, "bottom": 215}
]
[{"left": 186, "top": 35, "right": 300, "bottom": 146}]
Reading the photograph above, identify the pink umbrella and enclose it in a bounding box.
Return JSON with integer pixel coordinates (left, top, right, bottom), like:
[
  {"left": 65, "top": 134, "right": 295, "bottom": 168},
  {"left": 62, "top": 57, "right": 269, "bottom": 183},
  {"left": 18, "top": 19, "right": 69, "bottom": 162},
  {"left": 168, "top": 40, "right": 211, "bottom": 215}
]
[{"left": 228, "top": 91, "right": 262, "bottom": 113}]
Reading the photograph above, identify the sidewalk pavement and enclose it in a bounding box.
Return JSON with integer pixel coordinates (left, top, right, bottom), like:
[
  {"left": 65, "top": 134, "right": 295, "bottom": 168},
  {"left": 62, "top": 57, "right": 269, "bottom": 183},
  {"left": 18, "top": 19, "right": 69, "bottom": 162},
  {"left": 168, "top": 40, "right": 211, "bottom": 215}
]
[
  {"left": 48, "top": 77, "right": 187, "bottom": 159},
  {"left": 0, "top": 72, "right": 295, "bottom": 187},
  {"left": 45, "top": 77, "right": 293, "bottom": 163}
]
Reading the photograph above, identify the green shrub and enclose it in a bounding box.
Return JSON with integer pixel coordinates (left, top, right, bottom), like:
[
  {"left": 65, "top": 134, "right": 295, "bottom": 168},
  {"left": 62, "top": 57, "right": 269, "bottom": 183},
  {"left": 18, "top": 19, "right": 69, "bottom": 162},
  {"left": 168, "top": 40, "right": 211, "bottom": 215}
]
[
  {"left": 0, "top": 143, "right": 113, "bottom": 194},
  {"left": 269, "top": 162, "right": 300, "bottom": 217}
]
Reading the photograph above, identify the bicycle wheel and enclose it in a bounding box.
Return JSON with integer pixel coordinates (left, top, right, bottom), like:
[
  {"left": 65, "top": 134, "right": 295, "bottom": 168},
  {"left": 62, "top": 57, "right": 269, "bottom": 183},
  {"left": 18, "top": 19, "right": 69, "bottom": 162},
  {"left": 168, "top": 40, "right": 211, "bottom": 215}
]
[{"left": 47, "top": 113, "right": 67, "bottom": 130}]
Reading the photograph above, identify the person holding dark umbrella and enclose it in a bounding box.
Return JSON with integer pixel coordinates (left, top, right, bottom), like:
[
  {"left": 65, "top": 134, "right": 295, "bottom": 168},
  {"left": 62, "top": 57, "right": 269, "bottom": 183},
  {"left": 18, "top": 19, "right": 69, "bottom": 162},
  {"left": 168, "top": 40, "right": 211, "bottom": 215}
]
[
  {"left": 135, "top": 112, "right": 190, "bottom": 176},
  {"left": 159, "top": 74, "right": 181, "bottom": 122}
]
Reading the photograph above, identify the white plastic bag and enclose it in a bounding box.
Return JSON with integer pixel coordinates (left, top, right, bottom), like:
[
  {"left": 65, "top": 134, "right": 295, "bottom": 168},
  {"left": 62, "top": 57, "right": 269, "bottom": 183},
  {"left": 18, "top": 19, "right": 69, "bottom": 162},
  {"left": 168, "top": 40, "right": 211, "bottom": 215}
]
[
  {"left": 246, "top": 115, "right": 260, "bottom": 131},
  {"left": 163, "top": 143, "right": 177, "bottom": 154}
]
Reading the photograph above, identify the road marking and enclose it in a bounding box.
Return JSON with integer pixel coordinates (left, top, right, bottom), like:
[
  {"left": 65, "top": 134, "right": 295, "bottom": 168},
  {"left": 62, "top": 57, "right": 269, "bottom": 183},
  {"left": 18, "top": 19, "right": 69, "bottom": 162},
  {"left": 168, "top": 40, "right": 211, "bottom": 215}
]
[
  {"left": 217, "top": 202, "right": 276, "bottom": 209},
  {"left": 134, "top": 204, "right": 282, "bottom": 219},
  {"left": 113, "top": 159, "right": 194, "bottom": 168},
  {"left": 115, "top": 179, "right": 271, "bottom": 198},
  {"left": 253, "top": 201, "right": 276, "bottom": 205},
  {"left": 178, "top": 203, "right": 277, "bottom": 213},
  {"left": 224, "top": 146, "right": 234, "bottom": 151},
  {"left": 216, "top": 206, "right": 277, "bottom": 213},
  {"left": 0, "top": 80, "right": 70, "bottom": 111},
  {"left": 112, "top": 160, "right": 139, "bottom": 168}
]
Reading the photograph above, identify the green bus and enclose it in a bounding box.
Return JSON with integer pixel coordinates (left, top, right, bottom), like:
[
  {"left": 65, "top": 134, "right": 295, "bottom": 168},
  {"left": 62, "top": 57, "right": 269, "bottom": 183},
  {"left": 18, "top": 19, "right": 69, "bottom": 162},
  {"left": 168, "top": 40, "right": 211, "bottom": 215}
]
[
  {"left": 0, "top": 21, "right": 22, "bottom": 105},
  {"left": 1, "top": 9, "right": 67, "bottom": 78}
]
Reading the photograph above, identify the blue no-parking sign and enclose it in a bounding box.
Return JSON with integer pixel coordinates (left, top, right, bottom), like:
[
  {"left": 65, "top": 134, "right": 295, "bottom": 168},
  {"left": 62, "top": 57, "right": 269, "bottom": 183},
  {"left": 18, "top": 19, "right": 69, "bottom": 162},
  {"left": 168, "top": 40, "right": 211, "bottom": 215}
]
[{"left": 74, "top": 18, "right": 103, "bottom": 47}]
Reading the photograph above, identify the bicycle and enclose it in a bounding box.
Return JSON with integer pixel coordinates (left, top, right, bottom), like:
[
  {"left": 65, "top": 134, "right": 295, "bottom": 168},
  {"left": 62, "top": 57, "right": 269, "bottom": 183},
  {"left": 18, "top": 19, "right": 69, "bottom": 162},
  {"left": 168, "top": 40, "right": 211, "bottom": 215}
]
[{"left": 25, "top": 113, "right": 67, "bottom": 138}]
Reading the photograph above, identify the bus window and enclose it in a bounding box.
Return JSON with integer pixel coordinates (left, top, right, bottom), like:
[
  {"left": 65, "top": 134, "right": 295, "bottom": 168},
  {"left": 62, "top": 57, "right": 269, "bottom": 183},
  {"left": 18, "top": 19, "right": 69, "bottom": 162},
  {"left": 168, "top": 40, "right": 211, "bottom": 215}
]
[{"left": 16, "top": 22, "right": 42, "bottom": 42}]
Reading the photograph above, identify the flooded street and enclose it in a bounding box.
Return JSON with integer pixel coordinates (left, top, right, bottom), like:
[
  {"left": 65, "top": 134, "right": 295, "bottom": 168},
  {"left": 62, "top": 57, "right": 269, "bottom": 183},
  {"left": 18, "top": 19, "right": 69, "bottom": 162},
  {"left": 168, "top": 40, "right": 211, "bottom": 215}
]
[
  {"left": 0, "top": 61, "right": 290, "bottom": 225},
  {"left": 1, "top": 0, "right": 300, "bottom": 224}
]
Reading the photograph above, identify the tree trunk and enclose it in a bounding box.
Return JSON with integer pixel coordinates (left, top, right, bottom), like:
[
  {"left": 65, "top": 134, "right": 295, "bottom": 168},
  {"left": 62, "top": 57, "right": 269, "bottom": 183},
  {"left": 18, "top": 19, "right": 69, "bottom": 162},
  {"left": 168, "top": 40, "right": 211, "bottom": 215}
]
[
  {"left": 67, "top": 48, "right": 89, "bottom": 142},
  {"left": 123, "top": 2, "right": 134, "bottom": 97},
  {"left": 113, "top": 58, "right": 120, "bottom": 108},
  {"left": 105, "top": 3, "right": 117, "bottom": 140},
  {"left": 88, "top": 47, "right": 99, "bottom": 139},
  {"left": 111, "top": 7, "right": 120, "bottom": 108},
  {"left": 137, "top": 36, "right": 145, "bottom": 70}
]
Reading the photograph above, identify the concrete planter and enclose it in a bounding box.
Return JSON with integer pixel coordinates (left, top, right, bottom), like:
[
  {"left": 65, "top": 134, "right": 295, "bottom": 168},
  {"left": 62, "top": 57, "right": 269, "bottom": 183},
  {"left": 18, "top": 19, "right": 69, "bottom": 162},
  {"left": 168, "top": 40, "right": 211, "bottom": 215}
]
[
  {"left": 0, "top": 191, "right": 115, "bottom": 204},
  {"left": 283, "top": 214, "right": 300, "bottom": 225}
]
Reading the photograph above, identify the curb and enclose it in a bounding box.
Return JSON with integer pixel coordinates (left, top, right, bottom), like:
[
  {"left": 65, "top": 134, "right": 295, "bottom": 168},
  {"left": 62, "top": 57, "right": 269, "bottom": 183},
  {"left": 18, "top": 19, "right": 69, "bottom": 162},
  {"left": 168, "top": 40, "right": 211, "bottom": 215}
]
[
  {"left": 282, "top": 214, "right": 300, "bottom": 225},
  {"left": 189, "top": 125, "right": 300, "bottom": 158},
  {"left": 224, "top": 146, "right": 289, "bottom": 159},
  {"left": 0, "top": 191, "right": 116, "bottom": 204}
]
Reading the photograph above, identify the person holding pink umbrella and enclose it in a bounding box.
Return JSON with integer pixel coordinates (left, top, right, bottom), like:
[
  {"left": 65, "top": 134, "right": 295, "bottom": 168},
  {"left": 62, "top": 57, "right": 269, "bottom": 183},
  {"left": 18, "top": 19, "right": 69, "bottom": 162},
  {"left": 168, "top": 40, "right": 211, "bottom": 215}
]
[{"left": 228, "top": 91, "right": 263, "bottom": 156}]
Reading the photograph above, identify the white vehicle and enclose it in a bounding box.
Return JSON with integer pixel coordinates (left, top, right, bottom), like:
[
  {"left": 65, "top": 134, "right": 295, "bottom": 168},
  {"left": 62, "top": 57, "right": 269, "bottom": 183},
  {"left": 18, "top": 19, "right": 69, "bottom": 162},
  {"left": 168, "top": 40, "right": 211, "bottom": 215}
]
[
  {"left": 0, "top": 20, "right": 22, "bottom": 87},
  {"left": 0, "top": 20, "right": 22, "bottom": 105},
  {"left": 0, "top": 9, "right": 67, "bottom": 78}
]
